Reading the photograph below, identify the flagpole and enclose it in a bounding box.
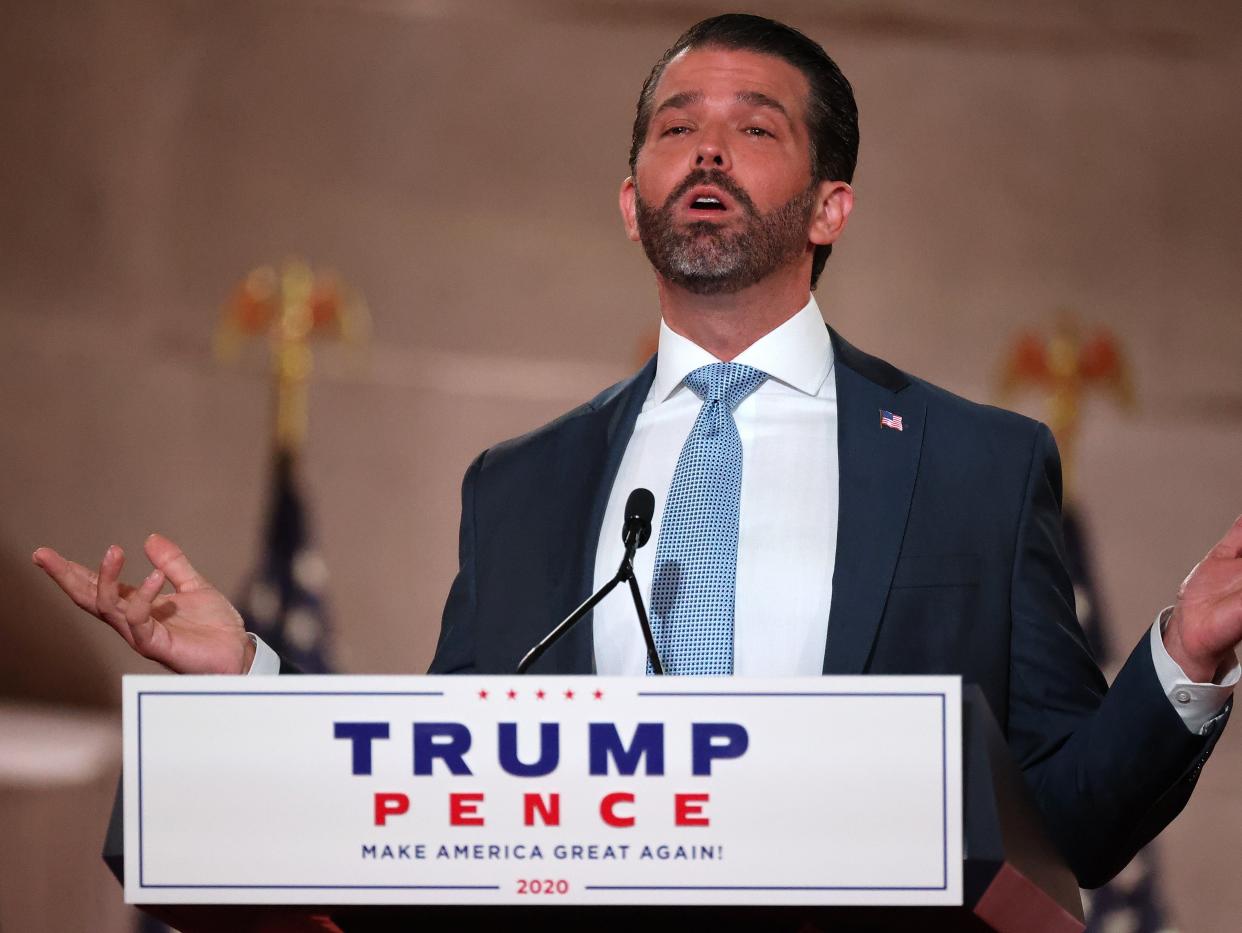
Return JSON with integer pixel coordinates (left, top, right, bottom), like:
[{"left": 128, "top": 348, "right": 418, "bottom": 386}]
[{"left": 213, "top": 258, "right": 370, "bottom": 673}]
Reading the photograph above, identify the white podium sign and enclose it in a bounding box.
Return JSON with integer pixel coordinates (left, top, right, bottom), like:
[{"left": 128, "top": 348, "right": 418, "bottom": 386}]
[{"left": 123, "top": 674, "right": 961, "bottom": 906}]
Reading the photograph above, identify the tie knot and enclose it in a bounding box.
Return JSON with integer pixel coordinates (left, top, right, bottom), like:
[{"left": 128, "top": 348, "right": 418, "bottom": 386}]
[{"left": 683, "top": 362, "right": 767, "bottom": 409}]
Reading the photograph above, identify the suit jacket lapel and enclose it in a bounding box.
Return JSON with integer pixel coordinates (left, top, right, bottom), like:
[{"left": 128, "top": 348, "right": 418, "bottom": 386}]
[
  {"left": 542, "top": 355, "right": 657, "bottom": 674},
  {"left": 823, "top": 328, "right": 925, "bottom": 674}
]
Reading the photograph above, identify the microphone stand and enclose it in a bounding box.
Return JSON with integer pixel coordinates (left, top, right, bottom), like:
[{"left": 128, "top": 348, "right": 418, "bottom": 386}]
[{"left": 516, "top": 534, "right": 664, "bottom": 675}]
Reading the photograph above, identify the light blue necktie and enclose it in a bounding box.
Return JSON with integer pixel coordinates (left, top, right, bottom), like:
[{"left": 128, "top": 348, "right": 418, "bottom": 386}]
[{"left": 649, "top": 362, "right": 768, "bottom": 675}]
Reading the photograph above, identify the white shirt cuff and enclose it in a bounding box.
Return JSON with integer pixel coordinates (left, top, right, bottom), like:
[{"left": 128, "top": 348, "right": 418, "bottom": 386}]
[
  {"left": 1150, "top": 607, "right": 1238, "bottom": 735},
  {"left": 246, "top": 633, "right": 282, "bottom": 675}
]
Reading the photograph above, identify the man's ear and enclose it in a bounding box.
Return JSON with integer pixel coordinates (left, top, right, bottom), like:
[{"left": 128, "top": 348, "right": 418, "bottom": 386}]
[
  {"left": 808, "top": 181, "right": 854, "bottom": 248},
  {"left": 619, "top": 176, "right": 641, "bottom": 242}
]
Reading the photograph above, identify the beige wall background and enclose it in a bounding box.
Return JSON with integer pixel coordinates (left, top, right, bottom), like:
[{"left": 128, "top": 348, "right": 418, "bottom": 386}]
[{"left": 2, "top": 0, "right": 1240, "bottom": 929}]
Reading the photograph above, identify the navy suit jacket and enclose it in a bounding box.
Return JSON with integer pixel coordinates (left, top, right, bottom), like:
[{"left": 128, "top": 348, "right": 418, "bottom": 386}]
[{"left": 427, "top": 327, "right": 1225, "bottom": 887}]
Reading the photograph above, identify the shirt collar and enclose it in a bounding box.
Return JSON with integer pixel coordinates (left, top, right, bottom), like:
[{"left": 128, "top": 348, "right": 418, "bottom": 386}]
[{"left": 650, "top": 294, "right": 834, "bottom": 403}]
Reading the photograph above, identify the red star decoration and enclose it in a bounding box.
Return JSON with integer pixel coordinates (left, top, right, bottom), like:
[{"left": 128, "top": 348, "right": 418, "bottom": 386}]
[
  {"left": 507, "top": 689, "right": 517, "bottom": 700},
  {"left": 593, "top": 689, "right": 604, "bottom": 700},
  {"left": 478, "top": 689, "right": 489, "bottom": 700},
  {"left": 564, "top": 689, "right": 575, "bottom": 700},
  {"left": 535, "top": 689, "right": 546, "bottom": 700}
]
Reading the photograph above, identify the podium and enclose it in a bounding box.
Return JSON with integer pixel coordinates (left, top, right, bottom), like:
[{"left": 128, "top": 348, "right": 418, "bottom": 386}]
[{"left": 104, "top": 679, "right": 1083, "bottom": 933}]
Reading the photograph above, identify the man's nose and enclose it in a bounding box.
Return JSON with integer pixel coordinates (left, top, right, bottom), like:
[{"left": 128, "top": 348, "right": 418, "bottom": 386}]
[{"left": 693, "top": 134, "right": 731, "bottom": 171}]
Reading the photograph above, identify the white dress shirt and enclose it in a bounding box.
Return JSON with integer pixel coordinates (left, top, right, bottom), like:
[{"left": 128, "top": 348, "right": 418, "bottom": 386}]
[
  {"left": 251, "top": 294, "right": 1238, "bottom": 733},
  {"left": 593, "top": 296, "right": 837, "bottom": 676}
]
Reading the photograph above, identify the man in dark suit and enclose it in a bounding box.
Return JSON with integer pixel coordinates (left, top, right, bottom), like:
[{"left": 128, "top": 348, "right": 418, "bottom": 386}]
[
  {"left": 422, "top": 15, "right": 1237, "bottom": 886},
  {"left": 34, "top": 13, "right": 1241, "bottom": 890}
]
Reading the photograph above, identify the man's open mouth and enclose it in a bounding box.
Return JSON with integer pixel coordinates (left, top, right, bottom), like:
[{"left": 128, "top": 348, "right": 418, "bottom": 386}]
[{"left": 683, "top": 186, "right": 734, "bottom": 215}]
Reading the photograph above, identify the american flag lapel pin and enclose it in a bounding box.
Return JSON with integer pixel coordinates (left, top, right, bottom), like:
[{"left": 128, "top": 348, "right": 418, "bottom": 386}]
[{"left": 880, "top": 409, "right": 904, "bottom": 432}]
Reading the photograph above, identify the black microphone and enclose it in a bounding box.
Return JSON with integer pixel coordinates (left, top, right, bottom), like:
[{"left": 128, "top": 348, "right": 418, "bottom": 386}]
[
  {"left": 619, "top": 488, "right": 662, "bottom": 674},
  {"left": 622, "top": 487, "right": 654, "bottom": 553},
  {"left": 516, "top": 488, "right": 663, "bottom": 675}
]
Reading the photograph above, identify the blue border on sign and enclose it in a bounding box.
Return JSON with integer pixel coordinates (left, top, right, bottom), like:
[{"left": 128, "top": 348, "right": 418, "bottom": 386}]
[
  {"left": 136, "top": 690, "right": 501, "bottom": 892},
  {"left": 136, "top": 687, "right": 952, "bottom": 894}
]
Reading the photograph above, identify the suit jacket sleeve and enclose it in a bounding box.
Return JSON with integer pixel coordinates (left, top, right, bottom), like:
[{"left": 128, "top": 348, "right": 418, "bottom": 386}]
[
  {"left": 1009, "top": 423, "right": 1228, "bottom": 888},
  {"left": 428, "top": 451, "right": 484, "bottom": 674}
]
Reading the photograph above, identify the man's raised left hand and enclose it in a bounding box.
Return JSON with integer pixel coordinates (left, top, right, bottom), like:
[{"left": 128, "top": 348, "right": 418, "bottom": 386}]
[{"left": 1164, "top": 514, "right": 1242, "bottom": 684}]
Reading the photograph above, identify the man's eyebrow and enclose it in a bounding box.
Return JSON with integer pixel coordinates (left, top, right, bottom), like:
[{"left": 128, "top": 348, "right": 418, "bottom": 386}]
[
  {"left": 652, "top": 89, "right": 793, "bottom": 127},
  {"left": 736, "top": 90, "right": 792, "bottom": 125},
  {"left": 653, "top": 90, "right": 703, "bottom": 117}
]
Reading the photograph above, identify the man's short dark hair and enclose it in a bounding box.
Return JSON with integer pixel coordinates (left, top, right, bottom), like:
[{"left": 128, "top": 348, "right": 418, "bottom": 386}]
[{"left": 629, "top": 13, "right": 859, "bottom": 288}]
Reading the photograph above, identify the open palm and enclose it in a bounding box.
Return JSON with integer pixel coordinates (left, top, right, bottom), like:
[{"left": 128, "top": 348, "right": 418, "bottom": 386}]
[{"left": 33, "top": 533, "right": 254, "bottom": 675}]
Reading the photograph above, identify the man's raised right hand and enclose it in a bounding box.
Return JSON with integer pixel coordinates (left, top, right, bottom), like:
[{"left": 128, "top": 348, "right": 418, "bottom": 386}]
[{"left": 32, "top": 533, "right": 255, "bottom": 675}]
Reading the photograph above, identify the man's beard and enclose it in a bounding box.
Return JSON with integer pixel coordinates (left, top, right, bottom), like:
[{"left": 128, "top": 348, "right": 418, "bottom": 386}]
[{"left": 634, "top": 169, "right": 818, "bottom": 296}]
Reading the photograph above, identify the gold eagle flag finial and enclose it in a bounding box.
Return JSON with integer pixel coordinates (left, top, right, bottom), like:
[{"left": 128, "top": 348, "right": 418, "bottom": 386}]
[
  {"left": 215, "top": 259, "right": 371, "bottom": 454},
  {"left": 997, "top": 311, "right": 1134, "bottom": 495}
]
